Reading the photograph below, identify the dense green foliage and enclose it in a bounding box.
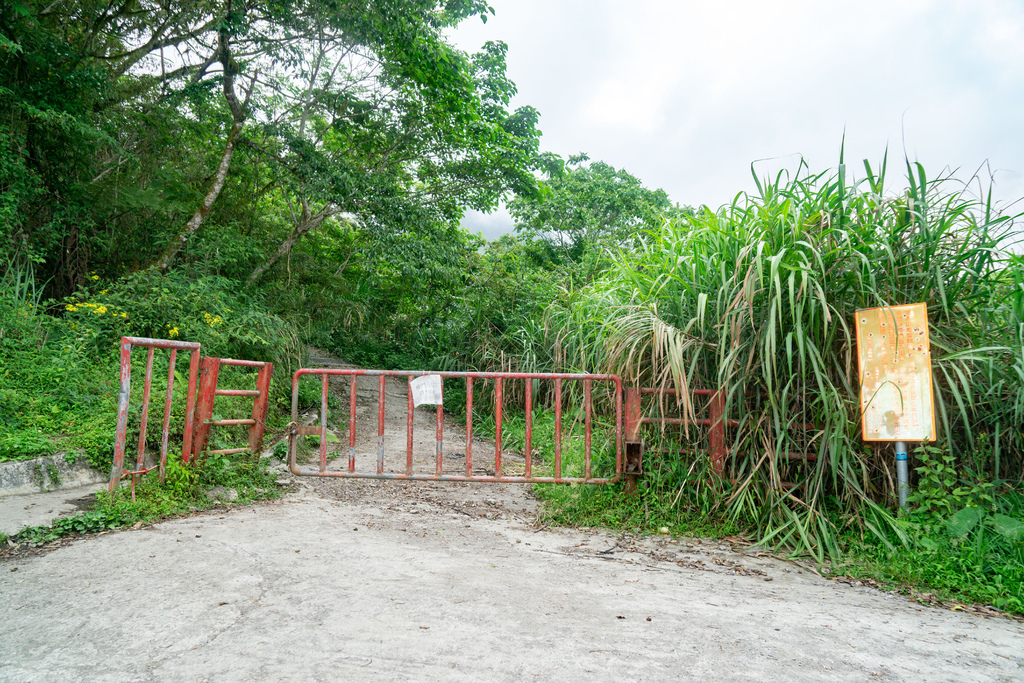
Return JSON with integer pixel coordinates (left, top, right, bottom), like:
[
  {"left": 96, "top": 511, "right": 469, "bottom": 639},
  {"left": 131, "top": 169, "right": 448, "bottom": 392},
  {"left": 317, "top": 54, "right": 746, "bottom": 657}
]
[
  {"left": 0, "top": 257, "right": 297, "bottom": 468},
  {"left": 2, "top": 0, "right": 540, "bottom": 295},
  {"left": 509, "top": 154, "right": 677, "bottom": 270},
  {"left": 547, "top": 156, "right": 1022, "bottom": 557}
]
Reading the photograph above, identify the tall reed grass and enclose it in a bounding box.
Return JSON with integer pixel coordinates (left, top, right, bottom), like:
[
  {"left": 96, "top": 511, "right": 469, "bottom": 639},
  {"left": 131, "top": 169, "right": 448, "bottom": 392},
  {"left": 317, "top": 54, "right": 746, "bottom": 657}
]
[{"left": 547, "top": 154, "right": 1023, "bottom": 559}]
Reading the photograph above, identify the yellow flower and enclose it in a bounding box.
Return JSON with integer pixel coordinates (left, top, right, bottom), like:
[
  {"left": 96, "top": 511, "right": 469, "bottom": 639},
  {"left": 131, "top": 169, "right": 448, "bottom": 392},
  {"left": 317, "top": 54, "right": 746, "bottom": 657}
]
[
  {"left": 168, "top": 327, "right": 179, "bottom": 338},
  {"left": 120, "top": 312, "right": 127, "bottom": 318},
  {"left": 94, "top": 306, "right": 107, "bottom": 314},
  {"left": 65, "top": 304, "right": 78, "bottom": 312},
  {"left": 100, "top": 289, "right": 109, "bottom": 294},
  {"left": 91, "top": 275, "right": 99, "bottom": 281}
]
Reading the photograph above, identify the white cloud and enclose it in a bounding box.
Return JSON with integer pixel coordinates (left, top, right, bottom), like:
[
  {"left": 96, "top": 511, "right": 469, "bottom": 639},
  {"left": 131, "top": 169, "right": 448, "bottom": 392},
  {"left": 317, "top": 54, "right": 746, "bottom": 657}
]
[{"left": 451, "top": 0, "right": 1024, "bottom": 237}]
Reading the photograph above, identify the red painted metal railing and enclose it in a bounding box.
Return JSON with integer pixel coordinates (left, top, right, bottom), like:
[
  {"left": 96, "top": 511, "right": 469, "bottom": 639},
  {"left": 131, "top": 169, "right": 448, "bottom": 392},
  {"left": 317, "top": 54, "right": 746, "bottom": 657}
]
[
  {"left": 109, "top": 337, "right": 201, "bottom": 497},
  {"left": 192, "top": 357, "right": 273, "bottom": 460},
  {"left": 625, "top": 387, "right": 732, "bottom": 476},
  {"left": 624, "top": 386, "right": 819, "bottom": 487},
  {"left": 287, "top": 369, "right": 623, "bottom": 484}
]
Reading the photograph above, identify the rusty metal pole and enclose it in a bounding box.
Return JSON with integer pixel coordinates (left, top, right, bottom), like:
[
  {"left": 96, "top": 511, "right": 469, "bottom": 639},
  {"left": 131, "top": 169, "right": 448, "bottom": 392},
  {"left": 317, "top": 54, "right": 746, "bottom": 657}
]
[
  {"left": 524, "top": 378, "right": 533, "bottom": 478},
  {"left": 158, "top": 349, "right": 177, "bottom": 482},
  {"left": 465, "top": 378, "right": 473, "bottom": 477},
  {"left": 109, "top": 338, "right": 134, "bottom": 493},
  {"left": 191, "top": 356, "right": 221, "bottom": 461},
  {"left": 248, "top": 362, "right": 274, "bottom": 455},
  {"left": 709, "top": 389, "right": 726, "bottom": 477},
  {"left": 181, "top": 347, "right": 201, "bottom": 463},
  {"left": 623, "top": 387, "right": 643, "bottom": 494}
]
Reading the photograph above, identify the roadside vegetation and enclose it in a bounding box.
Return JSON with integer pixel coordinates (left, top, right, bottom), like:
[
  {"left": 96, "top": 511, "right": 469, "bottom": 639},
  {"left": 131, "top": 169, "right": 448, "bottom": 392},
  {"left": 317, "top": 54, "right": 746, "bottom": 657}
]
[{"left": 1, "top": 2, "right": 1021, "bottom": 615}]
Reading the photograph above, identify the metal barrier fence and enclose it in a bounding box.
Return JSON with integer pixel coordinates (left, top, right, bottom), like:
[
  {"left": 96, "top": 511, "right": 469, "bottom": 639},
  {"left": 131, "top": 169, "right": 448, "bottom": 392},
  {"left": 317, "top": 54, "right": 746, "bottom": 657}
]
[
  {"left": 624, "top": 387, "right": 731, "bottom": 476},
  {"left": 109, "top": 338, "right": 273, "bottom": 497},
  {"left": 191, "top": 357, "right": 274, "bottom": 460},
  {"left": 287, "top": 369, "right": 623, "bottom": 484},
  {"left": 109, "top": 336, "right": 201, "bottom": 497},
  {"left": 624, "top": 386, "right": 819, "bottom": 489}
]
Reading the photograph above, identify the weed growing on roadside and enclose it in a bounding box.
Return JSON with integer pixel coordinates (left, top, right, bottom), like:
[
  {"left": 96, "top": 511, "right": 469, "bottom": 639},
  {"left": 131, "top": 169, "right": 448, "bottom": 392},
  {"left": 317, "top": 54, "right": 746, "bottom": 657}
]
[{"left": 3, "top": 453, "right": 281, "bottom": 549}]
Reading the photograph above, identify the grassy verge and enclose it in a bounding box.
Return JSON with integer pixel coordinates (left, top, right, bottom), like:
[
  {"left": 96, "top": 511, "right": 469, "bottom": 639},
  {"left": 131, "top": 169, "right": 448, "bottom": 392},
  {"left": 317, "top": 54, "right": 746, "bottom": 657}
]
[
  {"left": 834, "top": 484, "right": 1024, "bottom": 614},
  {"left": 0, "top": 453, "right": 281, "bottom": 550}
]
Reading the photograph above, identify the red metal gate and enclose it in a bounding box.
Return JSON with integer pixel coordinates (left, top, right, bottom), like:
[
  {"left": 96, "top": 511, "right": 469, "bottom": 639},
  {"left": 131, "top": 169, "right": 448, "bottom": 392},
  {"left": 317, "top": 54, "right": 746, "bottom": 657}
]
[
  {"left": 624, "top": 387, "right": 731, "bottom": 476},
  {"left": 623, "top": 385, "right": 819, "bottom": 489},
  {"left": 108, "top": 337, "right": 273, "bottom": 497},
  {"left": 287, "top": 369, "right": 624, "bottom": 484},
  {"left": 109, "top": 336, "right": 201, "bottom": 495},
  {"left": 191, "top": 356, "right": 273, "bottom": 461}
]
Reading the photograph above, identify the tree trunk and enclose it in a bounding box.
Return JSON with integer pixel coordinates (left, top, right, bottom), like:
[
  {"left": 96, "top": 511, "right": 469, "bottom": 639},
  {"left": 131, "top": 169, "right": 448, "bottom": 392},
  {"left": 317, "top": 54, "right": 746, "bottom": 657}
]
[
  {"left": 153, "top": 4, "right": 250, "bottom": 273},
  {"left": 246, "top": 212, "right": 335, "bottom": 285},
  {"left": 154, "top": 122, "right": 241, "bottom": 273}
]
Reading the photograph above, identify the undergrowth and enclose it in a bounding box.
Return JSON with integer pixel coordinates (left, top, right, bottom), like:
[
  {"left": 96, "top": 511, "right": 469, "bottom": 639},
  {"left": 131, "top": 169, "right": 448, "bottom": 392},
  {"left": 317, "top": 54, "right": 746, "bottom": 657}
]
[
  {"left": 0, "top": 261, "right": 298, "bottom": 469},
  {"left": 1, "top": 453, "right": 280, "bottom": 548}
]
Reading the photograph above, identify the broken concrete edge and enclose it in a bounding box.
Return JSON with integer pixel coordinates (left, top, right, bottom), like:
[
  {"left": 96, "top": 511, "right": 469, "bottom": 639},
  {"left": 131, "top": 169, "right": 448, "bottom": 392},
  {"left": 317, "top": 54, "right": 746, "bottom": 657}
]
[{"left": 0, "top": 452, "right": 107, "bottom": 498}]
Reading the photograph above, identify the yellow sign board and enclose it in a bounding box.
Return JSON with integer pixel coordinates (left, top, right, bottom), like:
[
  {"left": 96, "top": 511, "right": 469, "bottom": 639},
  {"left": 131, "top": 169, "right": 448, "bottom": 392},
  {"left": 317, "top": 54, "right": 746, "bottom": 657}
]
[{"left": 855, "top": 303, "right": 936, "bottom": 442}]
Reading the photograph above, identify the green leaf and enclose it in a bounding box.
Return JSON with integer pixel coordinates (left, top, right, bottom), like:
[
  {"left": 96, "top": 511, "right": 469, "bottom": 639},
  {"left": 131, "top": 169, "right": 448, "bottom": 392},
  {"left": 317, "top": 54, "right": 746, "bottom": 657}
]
[
  {"left": 991, "top": 514, "right": 1024, "bottom": 542},
  {"left": 945, "top": 506, "right": 984, "bottom": 539}
]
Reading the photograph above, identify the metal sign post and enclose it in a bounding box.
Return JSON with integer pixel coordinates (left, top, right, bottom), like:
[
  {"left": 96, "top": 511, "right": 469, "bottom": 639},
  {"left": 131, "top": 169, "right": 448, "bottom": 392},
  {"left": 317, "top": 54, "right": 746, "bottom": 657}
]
[{"left": 855, "top": 303, "right": 936, "bottom": 510}]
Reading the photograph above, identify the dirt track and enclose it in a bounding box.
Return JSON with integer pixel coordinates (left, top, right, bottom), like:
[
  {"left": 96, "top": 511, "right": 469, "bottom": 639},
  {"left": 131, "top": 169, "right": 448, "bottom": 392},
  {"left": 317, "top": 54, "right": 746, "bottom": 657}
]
[{"left": 1, "top": 355, "right": 1022, "bottom": 681}]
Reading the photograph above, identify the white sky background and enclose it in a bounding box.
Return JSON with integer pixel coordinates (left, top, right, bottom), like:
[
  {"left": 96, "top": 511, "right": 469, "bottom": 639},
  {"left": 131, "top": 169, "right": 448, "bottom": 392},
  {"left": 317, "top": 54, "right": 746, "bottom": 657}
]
[{"left": 448, "top": 0, "right": 1024, "bottom": 241}]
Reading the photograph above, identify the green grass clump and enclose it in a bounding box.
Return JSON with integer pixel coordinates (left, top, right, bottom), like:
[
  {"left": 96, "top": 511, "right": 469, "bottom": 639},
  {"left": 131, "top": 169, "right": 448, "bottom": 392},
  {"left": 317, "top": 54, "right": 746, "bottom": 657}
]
[
  {"left": 0, "top": 271, "right": 119, "bottom": 467},
  {"left": 837, "top": 485, "right": 1024, "bottom": 614},
  {"left": 2, "top": 453, "right": 280, "bottom": 548}
]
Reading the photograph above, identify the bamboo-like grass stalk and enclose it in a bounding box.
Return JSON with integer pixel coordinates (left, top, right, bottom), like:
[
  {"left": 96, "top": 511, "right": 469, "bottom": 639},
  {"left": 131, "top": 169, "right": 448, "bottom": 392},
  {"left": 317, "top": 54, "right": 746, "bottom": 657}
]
[{"left": 546, "top": 154, "right": 1023, "bottom": 558}]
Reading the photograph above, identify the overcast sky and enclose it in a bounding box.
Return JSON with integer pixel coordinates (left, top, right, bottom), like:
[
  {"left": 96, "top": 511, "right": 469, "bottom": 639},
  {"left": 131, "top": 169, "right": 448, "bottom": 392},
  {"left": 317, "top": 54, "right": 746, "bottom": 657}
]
[{"left": 448, "top": 0, "right": 1024, "bottom": 240}]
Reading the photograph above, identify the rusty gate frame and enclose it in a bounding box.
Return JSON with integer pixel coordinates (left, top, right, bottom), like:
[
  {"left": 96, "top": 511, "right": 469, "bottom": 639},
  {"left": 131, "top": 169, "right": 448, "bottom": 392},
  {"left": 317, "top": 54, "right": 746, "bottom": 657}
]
[
  {"left": 624, "top": 387, "right": 731, "bottom": 477},
  {"left": 109, "top": 337, "right": 273, "bottom": 497},
  {"left": 287, "top": 368, "right": 624, "bottom": 484},
  {"left": 191, "top": 356, "right": 274, "bottom": 461},
  {"left": 624, "top": 385, "right": 819, "bottom": 489},
  {"left": 109, "top": 336, "right": 201, "bottom": 496}
]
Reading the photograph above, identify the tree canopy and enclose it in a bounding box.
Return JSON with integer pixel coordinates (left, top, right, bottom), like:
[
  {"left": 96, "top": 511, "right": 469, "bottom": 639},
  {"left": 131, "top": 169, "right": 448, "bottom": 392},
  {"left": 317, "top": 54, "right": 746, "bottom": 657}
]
[
  {"left": 508, "top": 153, "right": 676, "bottom": 263},
  {"left": 1, "top": 0, "right": 541, "bottom": 293}
]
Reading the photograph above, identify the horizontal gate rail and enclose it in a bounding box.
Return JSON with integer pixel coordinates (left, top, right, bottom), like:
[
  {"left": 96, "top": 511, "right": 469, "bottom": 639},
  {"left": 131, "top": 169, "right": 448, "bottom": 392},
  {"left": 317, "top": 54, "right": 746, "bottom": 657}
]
[
  {"left": 192, "top": 357, "right": 274, "bottom": 460},
  {"left": 109, "top": 336, "right": 201, "bottom": 497},
  {"left": 288, "top": 369, "right": 623, "bottom": 484},
  {"left": 624, "top": 386, "right": 820, "bottom": 487}
]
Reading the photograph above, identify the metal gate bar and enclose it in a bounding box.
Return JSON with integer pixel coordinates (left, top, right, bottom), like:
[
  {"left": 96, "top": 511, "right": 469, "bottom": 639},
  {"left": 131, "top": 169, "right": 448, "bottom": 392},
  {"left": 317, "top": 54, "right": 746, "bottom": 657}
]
[
  {"left": 109, "top": 336, "right": 201, "bottom": 496},
  {"left": 625, "top": 387, "right": 733, "bottom": 475},
  {"left": 288, "top": 369, "right": 623, "bottom": 484},
  {"left": 192, "top": 357, "right": 274, "bottom": 460},
  {"left": 624, "top": 386, "right": 819, "bottom": 487}
]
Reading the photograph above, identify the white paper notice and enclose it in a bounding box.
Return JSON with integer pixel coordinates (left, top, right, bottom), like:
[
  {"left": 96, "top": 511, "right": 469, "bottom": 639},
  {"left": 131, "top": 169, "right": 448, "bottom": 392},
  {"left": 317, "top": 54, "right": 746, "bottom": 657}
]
[{"left": 410, "top": 374, "right": 443, "bottom": 407}]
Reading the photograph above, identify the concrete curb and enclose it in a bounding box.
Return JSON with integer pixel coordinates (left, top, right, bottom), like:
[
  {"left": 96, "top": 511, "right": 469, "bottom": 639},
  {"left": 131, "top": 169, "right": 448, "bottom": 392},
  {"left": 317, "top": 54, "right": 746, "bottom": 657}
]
[{"left": 0, "top": 452, "right": 107, "bottom": 498}]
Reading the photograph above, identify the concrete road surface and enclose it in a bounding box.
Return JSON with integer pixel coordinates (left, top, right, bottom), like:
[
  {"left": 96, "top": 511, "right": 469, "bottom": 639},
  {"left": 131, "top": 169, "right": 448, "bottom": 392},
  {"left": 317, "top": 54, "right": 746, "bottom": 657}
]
[{"left": 1, "top": 479, "right": 1022, "bottom": 682}]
